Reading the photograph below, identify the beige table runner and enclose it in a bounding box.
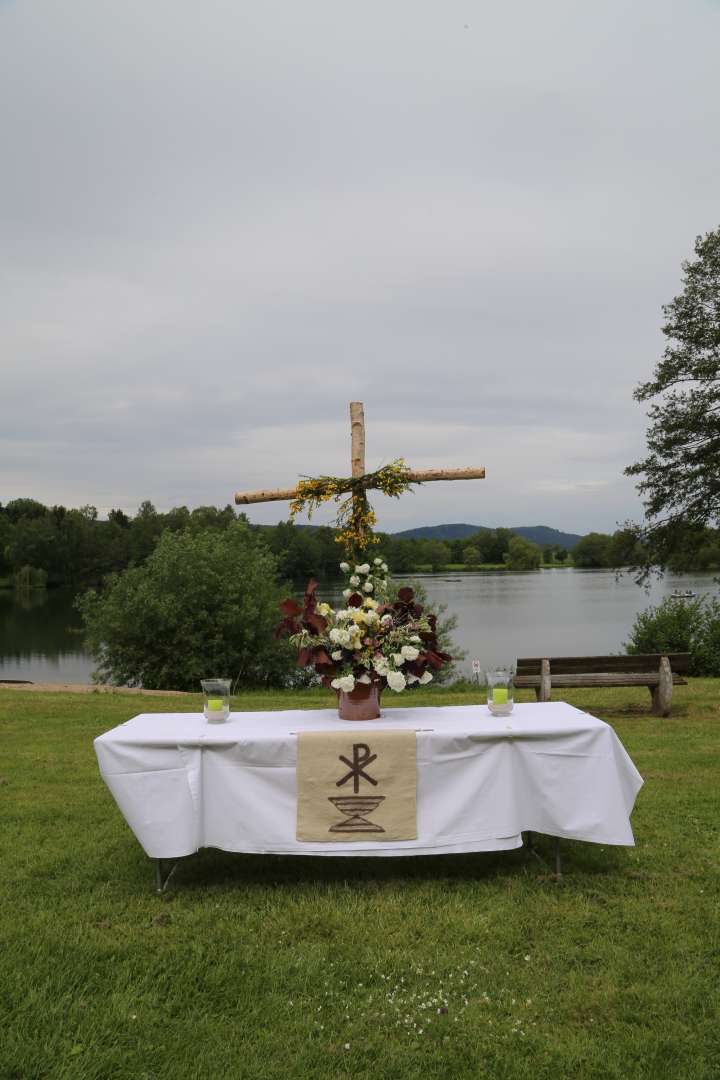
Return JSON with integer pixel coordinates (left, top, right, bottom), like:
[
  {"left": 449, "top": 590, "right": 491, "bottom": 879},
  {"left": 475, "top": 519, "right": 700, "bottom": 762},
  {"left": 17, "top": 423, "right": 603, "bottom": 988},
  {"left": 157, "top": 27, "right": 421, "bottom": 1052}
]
[{"left": 296, "top": 729, "right": 417, "bottom": 842}]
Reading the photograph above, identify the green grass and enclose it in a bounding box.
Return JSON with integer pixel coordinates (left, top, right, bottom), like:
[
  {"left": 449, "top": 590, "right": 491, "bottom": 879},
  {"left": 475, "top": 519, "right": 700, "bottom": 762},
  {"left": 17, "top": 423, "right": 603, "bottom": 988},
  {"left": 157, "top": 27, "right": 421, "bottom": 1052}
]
[{"left": 1, "top": 682, "right": 719, "bottom": 1079}]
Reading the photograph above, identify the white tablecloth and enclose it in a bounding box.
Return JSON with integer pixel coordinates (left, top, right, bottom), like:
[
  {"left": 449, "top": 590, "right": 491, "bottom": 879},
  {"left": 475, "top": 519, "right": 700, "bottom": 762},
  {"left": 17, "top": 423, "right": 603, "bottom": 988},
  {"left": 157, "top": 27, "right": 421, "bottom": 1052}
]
[{"left": 94, "top": 702, "right": 643, "bottom": 859}]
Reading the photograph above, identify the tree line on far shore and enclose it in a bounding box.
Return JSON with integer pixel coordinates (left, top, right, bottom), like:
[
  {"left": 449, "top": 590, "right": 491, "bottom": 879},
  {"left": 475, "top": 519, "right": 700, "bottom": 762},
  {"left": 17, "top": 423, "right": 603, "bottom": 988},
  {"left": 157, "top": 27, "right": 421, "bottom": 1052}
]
[{"left": 2, "top": 497, "right": 720, "bottom": 593}]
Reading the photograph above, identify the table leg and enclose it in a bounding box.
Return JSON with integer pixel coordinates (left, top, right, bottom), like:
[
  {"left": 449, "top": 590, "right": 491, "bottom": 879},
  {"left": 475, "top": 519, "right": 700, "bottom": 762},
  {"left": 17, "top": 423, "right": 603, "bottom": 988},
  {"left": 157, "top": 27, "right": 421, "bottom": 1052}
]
[
  {"left": 154, "top": 858, "right": 179, "bottom": 894},
  {"left": 554, "top": 838, "right": 563, "bottom": 880}
]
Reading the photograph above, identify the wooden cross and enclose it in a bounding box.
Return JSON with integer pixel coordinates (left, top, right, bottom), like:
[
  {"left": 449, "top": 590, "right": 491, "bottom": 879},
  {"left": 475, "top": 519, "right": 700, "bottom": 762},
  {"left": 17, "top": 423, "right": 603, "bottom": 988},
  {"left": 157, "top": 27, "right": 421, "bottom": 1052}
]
[{"left": 234, "top": 403, "right": 485, "bottom": 517}]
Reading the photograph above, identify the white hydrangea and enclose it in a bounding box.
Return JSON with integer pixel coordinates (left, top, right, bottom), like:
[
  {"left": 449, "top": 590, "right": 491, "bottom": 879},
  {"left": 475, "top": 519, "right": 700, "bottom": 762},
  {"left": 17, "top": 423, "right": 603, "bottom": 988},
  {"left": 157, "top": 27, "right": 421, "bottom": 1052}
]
[
  {"left": 363, "top": 581, "right": 374, "bottom": 593},
  {"left": 355, "top": 563, "right": 371, "bottom": 574},
  {"left": 381, "top": 563, "right": 388, "bottom": 572},
  {"left": 331, "top": 650, "right": 343, "bottom": 661},
  {"left": 386, "top": 670, "right": 407, "bottom": 692},
  {"left": 331, "top": 674, "right": 355, "bottom": 692},
  {"left": 349, "top": 575, "right": 360, "bottom": 587},
  {"left": 339, "top": 562, "right": 350, "bottom": 573},
  {"left": 373, "top": 657, "right": 390, "bottom": 676},
  {"left": 374, "top": 557, "right": 383, "bottom": 566},
  {"left": 401, "top": 645, "right": 419, "bottom": 660},
  {"left": 392, "top": 653, "right": 405, "bottom": 666},
  {"left": 356, "top": 673, "right": 371, "bottom": 684},
  {"left": 337, "top": 609, "right": 353, "bottom": 621},
  {"left": 419, "top": 671, "right": 433, "bottom": 684}
]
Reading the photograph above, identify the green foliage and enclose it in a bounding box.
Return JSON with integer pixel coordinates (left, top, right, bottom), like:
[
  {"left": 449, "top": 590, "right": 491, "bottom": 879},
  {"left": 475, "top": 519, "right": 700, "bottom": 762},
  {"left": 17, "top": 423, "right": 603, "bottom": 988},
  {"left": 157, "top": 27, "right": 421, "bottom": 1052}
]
[
  {"left": 419, "top": 539, "right": 451, "bottom": 571},
  {"left": 462, "top": 544, "right": 481, "bottom": 566},
  {"left": 77, "top": 523, "right": 294, "bottom": 690},
  {"left": 572, "top": 531, "right": 613, "bottom": 568},
  {"left": 626, "top": 226, "right": 720, "bottom": 572},
  {"left": 505, "top": 535, "right": 541, "bottom": 570},
  {"left": 13, "top": 565, "right": 48, "bottom": 590},
  {"left": 625, "top": 595, "right": 720, "bottom": 675}
]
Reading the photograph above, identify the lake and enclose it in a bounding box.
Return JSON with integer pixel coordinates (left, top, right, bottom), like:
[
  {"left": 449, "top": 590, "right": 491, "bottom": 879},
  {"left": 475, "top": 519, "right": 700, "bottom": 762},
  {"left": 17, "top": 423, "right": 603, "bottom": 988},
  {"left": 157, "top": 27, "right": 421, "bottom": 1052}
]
[{"left": 1, "top": 569, "right": 716, "bottom": 685}]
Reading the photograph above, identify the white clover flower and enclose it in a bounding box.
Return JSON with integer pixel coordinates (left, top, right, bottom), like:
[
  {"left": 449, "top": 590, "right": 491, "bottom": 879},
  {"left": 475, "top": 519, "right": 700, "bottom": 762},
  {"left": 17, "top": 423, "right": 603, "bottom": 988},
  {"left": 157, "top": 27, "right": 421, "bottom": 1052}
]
[
  {"left": 386, "top": 670, "right": 407, "bottom": 692},
  {"left": 392, "top": 653, "right": 405, "bottom": 666},
  {"left": 331, "top": 674, "right": 355, "bottom": 692},
  {"left": 401, "top": 645, "right": 419, "bottom": 660},
  {"left": 419, "top": 671, "right": 433, "bottom": 684},
  {"left": 331, "top": 650, "right": 343, "bottom": 661},
  {"left": 355, "top": 563, "right": 371, "bottom": 575},
  {"left": 342, "top": 588, "right": 352, "bottom": 599},
  {"left": 339, "top": 562, "right": 350, "bottom": 573},
  {"left": 374, "top": 557, "right": 383, "bottom": 566},
  {"left": 349, "top": 575, "right": 360, "bottom": 587}
]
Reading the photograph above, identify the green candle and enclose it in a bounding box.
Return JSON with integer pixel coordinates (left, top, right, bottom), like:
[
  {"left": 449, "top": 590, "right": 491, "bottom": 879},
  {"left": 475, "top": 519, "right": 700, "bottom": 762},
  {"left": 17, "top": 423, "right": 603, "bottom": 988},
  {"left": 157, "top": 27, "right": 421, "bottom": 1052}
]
[
  {"left": 492, "top": 687, "right": 508, "bottom": 704},
  {"left": 207, "top": 697, "right": 224, "bottom": 711}
]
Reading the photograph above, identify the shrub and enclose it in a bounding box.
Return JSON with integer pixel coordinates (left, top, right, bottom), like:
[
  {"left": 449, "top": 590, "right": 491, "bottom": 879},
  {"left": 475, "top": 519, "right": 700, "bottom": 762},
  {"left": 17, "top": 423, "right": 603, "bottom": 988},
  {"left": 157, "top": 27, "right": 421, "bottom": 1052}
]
[
  {"left": 625, "top": 595, "right": 720, "bottom": 675},
  {"left": 77, "top": 523, "right": 294, "bottom": 690}
]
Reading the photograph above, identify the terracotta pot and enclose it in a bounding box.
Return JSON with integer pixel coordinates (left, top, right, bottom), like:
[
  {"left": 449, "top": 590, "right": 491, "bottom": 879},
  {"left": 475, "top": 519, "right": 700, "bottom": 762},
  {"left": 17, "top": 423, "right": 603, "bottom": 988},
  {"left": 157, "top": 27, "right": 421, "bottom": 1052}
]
[{"left": 336, "top": 681, "right": 382, "bottom": 721}]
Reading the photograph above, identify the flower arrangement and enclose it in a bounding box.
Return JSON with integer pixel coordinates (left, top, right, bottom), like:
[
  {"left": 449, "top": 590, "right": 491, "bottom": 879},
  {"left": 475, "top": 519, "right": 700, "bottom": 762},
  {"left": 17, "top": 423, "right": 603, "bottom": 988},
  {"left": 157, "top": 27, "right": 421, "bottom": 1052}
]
[{"left": 276, "top": 558, "right": 452, "bottom": 695}]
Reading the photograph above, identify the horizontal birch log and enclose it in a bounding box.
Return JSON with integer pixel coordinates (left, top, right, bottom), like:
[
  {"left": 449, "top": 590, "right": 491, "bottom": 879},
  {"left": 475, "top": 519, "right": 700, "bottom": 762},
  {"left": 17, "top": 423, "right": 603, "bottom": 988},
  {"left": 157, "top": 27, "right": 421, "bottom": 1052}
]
[{"left": 234, "top": 466, "right": 486, "bottom": 505}]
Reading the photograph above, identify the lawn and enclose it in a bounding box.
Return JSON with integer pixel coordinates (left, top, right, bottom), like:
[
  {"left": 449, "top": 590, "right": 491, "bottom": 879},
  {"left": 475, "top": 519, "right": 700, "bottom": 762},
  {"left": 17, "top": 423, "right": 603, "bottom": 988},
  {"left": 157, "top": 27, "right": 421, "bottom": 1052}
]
[{"left": 1, "top": 682, "right": 718, "bottom": 1080}]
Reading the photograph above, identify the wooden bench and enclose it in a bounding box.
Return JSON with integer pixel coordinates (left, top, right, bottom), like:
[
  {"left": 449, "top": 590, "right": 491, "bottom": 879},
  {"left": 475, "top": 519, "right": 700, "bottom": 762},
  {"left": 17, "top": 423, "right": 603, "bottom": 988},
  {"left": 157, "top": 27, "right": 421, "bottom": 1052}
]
[{"left": 514, "top": 653, "right": 690, "bottom": 716}]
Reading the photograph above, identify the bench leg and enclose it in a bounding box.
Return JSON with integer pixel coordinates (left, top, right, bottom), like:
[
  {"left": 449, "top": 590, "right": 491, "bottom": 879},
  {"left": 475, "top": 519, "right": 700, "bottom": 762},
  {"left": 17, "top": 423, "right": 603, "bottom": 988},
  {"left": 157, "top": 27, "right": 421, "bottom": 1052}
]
[{"left": 650, "top": 656, "right": 673, "bottom": 716}]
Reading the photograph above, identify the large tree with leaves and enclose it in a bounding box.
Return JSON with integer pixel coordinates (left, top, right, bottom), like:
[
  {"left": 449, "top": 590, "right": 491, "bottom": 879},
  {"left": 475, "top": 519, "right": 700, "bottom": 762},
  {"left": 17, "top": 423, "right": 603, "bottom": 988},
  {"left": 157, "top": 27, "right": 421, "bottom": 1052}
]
[{"left": 626, "top": 227, "right": 720, "bottom": 569}]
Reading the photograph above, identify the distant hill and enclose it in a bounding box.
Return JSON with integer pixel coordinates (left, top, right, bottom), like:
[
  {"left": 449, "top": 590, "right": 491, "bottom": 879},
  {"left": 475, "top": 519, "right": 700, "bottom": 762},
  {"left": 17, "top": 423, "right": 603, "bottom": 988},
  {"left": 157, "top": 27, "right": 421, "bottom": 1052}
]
[{"left": 390, "top": 523, "right": 584, "bottom": 549}]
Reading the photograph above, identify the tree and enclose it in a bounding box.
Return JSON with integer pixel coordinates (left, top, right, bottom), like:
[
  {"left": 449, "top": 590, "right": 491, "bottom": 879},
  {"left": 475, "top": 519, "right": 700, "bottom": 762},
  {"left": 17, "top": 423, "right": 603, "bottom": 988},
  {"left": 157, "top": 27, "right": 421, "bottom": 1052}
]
[
  {"left": 625, "top": 227, "right": 720, "bottom": 569},
  {"left": 572, "top": 532, "right": 612, "bottom": 569},
  {"left": 420, "top": 540, "right": 451, "bottom": 572},
  {"left": 462, "top": 545, "right": 481, "bottom": 567},
  {"left": 505, "top": 536, "right": 541, "bottom": 570},
  {"left": 77, "top": 523, "right": 294, "bottom": 690}
]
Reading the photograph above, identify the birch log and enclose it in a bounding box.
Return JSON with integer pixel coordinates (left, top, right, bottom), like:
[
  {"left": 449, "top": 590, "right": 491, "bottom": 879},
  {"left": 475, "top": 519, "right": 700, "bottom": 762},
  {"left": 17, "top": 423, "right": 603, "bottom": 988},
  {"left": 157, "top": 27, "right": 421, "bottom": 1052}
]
[
  {"left": 350, "top": 401, "right": 365, "bottom": 478},
  {"left": 234, "top": 466, "right": 485, "bottom": 505}
]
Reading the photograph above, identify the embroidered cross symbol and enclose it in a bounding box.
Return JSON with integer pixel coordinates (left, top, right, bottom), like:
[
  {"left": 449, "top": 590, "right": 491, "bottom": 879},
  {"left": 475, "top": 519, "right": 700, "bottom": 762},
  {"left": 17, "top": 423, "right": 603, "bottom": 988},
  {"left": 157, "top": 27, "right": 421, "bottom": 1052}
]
[{"left": 336, "top": 743, "right": 378, "bottom": 794}]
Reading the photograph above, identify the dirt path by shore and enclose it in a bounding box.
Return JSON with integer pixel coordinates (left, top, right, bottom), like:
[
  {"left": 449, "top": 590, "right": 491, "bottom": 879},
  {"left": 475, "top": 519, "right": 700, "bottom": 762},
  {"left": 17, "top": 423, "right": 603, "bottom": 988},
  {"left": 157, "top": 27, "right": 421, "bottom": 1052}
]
[{"left": 0, "top": 681, "right": 190, "bottom": 696}]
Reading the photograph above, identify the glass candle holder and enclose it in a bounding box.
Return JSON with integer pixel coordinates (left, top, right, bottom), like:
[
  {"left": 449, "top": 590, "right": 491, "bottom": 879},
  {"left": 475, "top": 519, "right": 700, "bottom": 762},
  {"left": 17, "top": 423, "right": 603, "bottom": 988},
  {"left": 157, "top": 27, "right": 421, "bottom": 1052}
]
[
  {"left": 201, "top": 678, "right": 231, "bottom": 723},
  {"left": 486, "top": 669, "right": 514, "bottom": 716}
]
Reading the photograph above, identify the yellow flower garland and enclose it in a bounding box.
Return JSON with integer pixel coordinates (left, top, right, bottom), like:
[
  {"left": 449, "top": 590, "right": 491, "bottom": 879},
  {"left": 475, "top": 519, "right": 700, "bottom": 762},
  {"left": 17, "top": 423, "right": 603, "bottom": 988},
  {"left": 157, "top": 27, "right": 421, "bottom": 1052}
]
[{"left": 289, "top": 459, "right": 415, "bottom": 557}]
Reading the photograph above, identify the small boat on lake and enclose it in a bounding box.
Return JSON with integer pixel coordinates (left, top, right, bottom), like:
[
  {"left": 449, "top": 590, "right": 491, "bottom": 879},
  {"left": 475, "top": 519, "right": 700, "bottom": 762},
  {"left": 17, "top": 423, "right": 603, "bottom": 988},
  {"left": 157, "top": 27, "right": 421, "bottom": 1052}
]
[{"left": 671, "top": 589, "right": 697, "bottom": 600}]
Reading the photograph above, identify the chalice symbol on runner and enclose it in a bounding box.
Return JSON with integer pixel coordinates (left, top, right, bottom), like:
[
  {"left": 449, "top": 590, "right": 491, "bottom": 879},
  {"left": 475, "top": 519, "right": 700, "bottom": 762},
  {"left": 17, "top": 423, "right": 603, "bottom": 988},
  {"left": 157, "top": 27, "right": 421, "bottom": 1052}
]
[{"left": 328, "top": 742, "right": 386, "bottom": 833}]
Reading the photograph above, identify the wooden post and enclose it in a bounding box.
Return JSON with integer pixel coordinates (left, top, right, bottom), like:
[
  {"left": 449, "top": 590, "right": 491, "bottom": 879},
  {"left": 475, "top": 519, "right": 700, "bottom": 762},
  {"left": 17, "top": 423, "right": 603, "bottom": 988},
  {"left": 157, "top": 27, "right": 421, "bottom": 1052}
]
[
  {"left": 651, "top": 655, "right": 673, "bottom": 716},
  {"left": 350, "top": 402, "right": 365, "bottom": 478},
  {"left": 539, "top": 658, "right": 552, "bottom": 702}
]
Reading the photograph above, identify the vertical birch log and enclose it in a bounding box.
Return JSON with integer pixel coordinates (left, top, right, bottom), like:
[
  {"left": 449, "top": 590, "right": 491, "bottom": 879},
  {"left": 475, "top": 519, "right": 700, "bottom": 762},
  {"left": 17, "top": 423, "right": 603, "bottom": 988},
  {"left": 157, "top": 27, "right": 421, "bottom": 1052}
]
[
  {"left": 350, "top": 402, "right": 365, "bottom": 478},
  {"left": 651, "top": 655, "right": 673, "bottom": 716},
  {"left": 539, "top": 658, "right": 552, "bottom": 702}
]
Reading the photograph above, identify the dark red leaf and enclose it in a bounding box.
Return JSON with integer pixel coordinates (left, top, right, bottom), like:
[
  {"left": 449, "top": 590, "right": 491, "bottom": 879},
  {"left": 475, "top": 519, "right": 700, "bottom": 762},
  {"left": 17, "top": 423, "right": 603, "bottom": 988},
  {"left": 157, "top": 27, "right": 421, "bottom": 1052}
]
[
  {"left": 348, "top": 592, "right": 363, "bottom": 608},
  {"left": 279, "top": 598, "right": 302, "bottom": 617}
]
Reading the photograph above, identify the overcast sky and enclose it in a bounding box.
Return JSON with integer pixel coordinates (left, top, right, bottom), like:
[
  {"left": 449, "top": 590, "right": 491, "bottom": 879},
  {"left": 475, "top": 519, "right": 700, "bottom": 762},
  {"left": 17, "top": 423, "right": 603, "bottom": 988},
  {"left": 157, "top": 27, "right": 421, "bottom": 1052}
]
[{"left": 2, "top": 0, "right": 719, "bottom": 536}]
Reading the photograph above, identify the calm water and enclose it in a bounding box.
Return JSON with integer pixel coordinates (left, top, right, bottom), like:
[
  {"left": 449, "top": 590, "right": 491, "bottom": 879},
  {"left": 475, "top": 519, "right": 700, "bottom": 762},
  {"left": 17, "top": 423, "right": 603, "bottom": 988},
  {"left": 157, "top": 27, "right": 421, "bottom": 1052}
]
[{"left": 3, "top": 570, "right": 715, "bottom": 684}]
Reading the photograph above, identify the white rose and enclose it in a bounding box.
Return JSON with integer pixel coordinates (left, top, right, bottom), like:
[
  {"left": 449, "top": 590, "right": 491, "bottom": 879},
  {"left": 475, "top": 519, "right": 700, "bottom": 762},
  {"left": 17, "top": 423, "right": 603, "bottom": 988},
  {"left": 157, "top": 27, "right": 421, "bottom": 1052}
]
[
  {"left": 357, "top": 673, "right": 371, "bottom": 684},
  {"left": 374, "top": 558, "right": 382, "bottom": 566},
  {"left": 401, "top": 646, "right": 419, "bottom": 660},
  {"left": 342, "top": 588, "right": 352, "bottom": 599},
  {"left": 392, "top": 653, "right": 404, "bottom": 666},
  {"left": 419, "top": 671, "right": 433, "bottom": 684},
  {"left": 407, "top": 674, "right": 419, "bottom": 684},
  {"left": 331, "top": 650, "right": 343, "bottom": 660},
  {"left": 355, "top": 563, "right": 371, "bottom": 574},
  {"left": 373, "top": 657, "right": 390, "bottom": 676},
  {"left": 339, "top": 562, "right": 350, "bottom": 573},
  {"left": 386, "top": 670, "right": 407, "bottom": 692},
  {"left": 331, "top": 674, "right": 355, "bottom": 692},
  {"left": 363, "top": 581, "right": 374, "bottom": 593},
  {"left": 349, "top": 575, "right": 360, "bottom": 587}
]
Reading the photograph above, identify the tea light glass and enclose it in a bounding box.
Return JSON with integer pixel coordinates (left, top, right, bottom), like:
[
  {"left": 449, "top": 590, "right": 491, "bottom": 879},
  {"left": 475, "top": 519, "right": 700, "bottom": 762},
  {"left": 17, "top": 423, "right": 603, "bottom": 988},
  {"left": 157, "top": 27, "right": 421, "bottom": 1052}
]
[
  {"left": 486, "top": 669, "right": 514, "bottom": 716},
  {"left": 201, "top": 678, "right": 231, "bottom": 723}
]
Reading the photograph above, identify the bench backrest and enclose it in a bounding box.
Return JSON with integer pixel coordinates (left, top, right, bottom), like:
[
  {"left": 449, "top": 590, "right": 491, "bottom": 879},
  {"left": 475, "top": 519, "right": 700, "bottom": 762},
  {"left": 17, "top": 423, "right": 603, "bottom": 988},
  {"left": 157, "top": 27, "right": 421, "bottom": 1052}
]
[{"left": 515, "top": 653, "right": 691, "bottom": 676}]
